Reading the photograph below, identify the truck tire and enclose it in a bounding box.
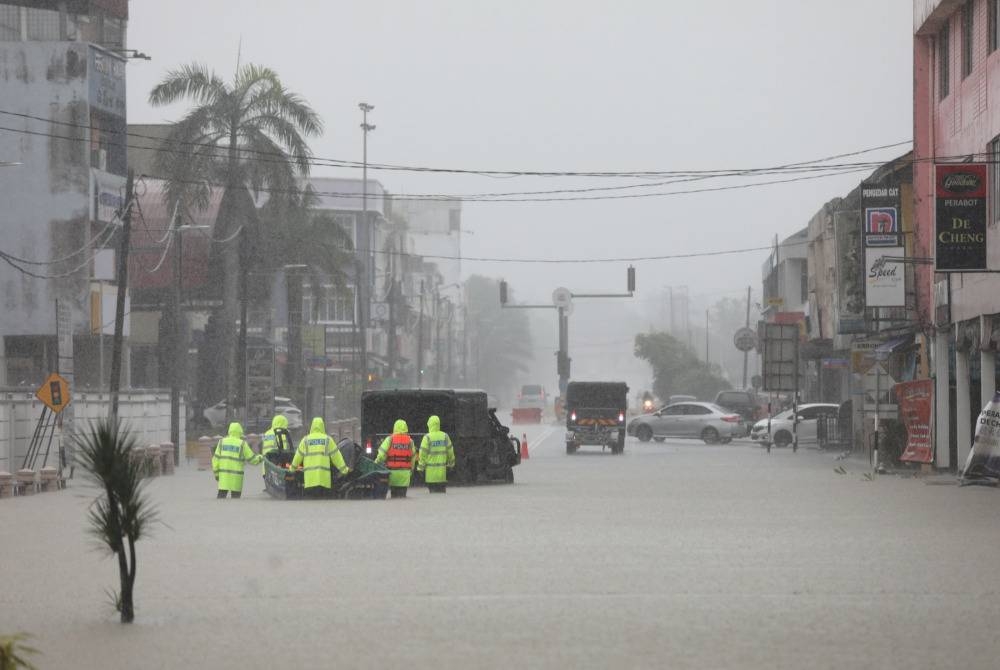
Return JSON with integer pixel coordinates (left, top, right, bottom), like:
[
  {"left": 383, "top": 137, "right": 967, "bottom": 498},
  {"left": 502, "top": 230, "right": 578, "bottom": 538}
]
[
  {"left": 566, "top": 442, "right": 578, "bottom": 455},
  {"left": 615, "top": 433, "right": 626, "bottom": 454}
]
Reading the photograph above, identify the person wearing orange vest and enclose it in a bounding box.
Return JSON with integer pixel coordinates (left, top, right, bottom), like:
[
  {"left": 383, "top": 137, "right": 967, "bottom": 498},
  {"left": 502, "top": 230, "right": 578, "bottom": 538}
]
[{"left": 374, "top": 419, "right": 416, "bottom": 498}]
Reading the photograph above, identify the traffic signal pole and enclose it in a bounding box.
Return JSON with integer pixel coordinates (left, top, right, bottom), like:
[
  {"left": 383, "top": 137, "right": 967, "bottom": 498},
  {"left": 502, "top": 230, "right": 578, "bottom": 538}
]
[{"left": 500, "top": 266, "right": 635, "bottom": 397}]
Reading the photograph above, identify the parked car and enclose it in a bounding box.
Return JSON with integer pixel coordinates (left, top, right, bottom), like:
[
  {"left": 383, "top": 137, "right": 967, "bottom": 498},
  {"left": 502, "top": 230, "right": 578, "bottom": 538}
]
[
  {"left": 627, "top": 401, "right": 743, "bottom": 444},
  {"left": 202, "top": 397, "right": 303, "bottom": 430},
  {"left": 517, "top": 384, "right": 547, "bottom": 411},
  {"left": 750, "top": 403, "right": 840, "bottom": 448}
]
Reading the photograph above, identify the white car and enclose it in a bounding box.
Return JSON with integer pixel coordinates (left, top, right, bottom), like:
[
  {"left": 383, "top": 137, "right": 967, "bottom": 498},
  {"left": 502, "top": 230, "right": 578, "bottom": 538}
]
[
  {"left": 203, "top": 397, "right": 303, "bottom": 430},
  {"left": 750, "top": 403, "right": 839, "bottom": 448}
]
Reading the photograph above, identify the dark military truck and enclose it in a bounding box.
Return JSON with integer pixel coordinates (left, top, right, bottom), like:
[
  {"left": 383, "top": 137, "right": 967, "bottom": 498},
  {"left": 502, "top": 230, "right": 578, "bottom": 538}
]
[
  {"left": 564, "top": 381, "right": 630, "bottom": 455},
  {"left": 361, "top": 388, "right": 520, "bottom": 484}
]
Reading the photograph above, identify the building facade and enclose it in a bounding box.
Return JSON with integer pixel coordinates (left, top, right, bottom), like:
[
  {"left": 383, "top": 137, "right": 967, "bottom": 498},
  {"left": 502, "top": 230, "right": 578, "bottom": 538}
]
[{"left": 915, "top": 0, "right": 1000, "bottom": 470}]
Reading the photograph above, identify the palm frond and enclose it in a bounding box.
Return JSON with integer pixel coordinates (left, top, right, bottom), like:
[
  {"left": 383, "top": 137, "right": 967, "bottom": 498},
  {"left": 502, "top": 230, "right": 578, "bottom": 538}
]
[{"left": 149, "top": 63, "right": 227, "bottom": 107}]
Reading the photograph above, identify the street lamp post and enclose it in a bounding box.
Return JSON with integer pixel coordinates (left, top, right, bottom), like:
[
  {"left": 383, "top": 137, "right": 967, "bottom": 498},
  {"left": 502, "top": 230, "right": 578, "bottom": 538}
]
[
  {"left": 170, "top": 211, "right": 209, "bottom": 465},
  {"left": 358, "top": 102, "right": 375, "bottom": 392}
]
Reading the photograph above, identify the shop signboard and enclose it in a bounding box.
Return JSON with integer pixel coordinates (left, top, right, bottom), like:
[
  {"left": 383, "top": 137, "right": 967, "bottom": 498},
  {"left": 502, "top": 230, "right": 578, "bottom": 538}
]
[{"left": 935, "top": 163, "right": 988, "bottom": 271}]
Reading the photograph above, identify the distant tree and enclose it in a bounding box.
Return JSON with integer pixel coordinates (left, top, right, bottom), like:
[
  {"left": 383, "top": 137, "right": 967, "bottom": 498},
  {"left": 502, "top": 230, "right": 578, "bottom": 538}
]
[
  {"left": 75, "top": 419, "right": 158, "bottom": 624},
  {"left": 150, "top": 63, "right": 322, "bottom": 420},
  {"left": 634, "top": 331, "right": 730, "bottom": 401},
  {"left": 464, "top": 275, "right": 532, "bottom": 399}
]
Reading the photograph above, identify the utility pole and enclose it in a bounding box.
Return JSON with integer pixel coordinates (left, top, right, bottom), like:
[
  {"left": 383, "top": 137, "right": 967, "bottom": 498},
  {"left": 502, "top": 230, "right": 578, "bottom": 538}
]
[
  {"left": 446, "top": 302, "right": 453, "bottom": 386},
  {"left": 705, "top": 308, "right": 710, "bottom": 363},
  {"left": 417, "top": 280, "right": 424, "bottom": 389},
  {"left": 109, "top": 170, "right": 134, "bottom": 423},
  {"left": 358, "top": 102, "right": 375, "bottom": 392},
  {"left": 743, "top": 285, "right": 751, "bottom": 389},
  {"left": 169, "top": 201, "right": 182, "bottom": 465},
  {"left": 434, "top": 291, "right": 442, "bottom": 387}
]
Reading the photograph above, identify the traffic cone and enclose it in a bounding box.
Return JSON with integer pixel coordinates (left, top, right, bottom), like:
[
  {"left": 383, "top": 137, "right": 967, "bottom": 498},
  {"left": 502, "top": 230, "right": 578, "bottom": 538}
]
[{"left": 520, "top": 433, "right": 530, "bottom": 460}]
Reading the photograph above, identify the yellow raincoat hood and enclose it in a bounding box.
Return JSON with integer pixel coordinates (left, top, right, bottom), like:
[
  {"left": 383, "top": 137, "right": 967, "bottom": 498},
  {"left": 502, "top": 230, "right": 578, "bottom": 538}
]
[
  {"left": 227, "top": 422, "right": 244, "bottom": 439},
  {"left": 393, "top": 419, "right": 408, "bottom": 434},
  {"left": 427, "top": 415, "right": 441, "bottom": 432}
]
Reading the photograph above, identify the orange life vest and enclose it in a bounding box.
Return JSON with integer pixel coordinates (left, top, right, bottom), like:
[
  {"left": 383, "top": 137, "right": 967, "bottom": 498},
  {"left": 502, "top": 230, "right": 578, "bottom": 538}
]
[{"left": 386, "top": 433, "right": 414, "bottom": 470}]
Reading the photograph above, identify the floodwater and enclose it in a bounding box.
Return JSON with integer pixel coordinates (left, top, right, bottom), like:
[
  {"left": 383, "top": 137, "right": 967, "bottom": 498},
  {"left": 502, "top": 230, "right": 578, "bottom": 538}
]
[{"left": 2, "top": 423, "right": 1000, "bottom": 669}]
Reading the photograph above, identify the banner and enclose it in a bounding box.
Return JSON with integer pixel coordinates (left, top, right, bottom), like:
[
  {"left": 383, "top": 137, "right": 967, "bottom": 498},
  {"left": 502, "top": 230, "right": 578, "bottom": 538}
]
[
  {"left": 962, "top": 392, "right": 1000, "bottom": 483},
  {"left": 896, "top": 379, "right": 933, "bottom": 463},
  {"left": 935, "top": 164, "right": 987, "bottom": 271}
]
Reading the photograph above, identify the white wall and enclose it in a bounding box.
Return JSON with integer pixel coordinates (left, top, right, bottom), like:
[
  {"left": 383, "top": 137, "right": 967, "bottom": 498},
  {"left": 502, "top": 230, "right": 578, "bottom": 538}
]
[{"left": 0, "top": 389, "right": 185, "bottom": 474}]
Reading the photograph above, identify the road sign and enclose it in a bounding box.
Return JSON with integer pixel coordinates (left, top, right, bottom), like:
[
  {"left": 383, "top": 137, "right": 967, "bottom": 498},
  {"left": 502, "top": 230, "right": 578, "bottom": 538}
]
[
  {"left": 733, "top": 327, "right": 757, "bottom": 352},
  {"left": 767, "top": 297, "right": 784, "bottom": 307},
  {"left": 759, "top": 322, "right": 799, "bottom": 392},
  {"left": 35, "top": 372, "right": 71, "bottom": 414},
  {"left": 371, "top": 302, "right": 389, "bottom": 321},
  {"left": 552, "top": 287, "right": 572, "bottom": 309}
]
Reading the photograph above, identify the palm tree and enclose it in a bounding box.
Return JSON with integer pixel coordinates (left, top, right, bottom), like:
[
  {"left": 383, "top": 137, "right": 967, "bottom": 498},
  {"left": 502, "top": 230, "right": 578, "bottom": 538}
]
[
  {"left": 150, "top": 63, "right": 322, "bottom": 420},
  {"left": 74, "top": 418, "right": 157, "bottom": 624}
]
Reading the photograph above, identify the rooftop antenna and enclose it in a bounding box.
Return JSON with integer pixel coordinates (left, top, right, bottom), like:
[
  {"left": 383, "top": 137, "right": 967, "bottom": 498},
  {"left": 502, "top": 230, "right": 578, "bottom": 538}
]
[{"left": 235, "top": 35, "right": 243, "bottom": 73}]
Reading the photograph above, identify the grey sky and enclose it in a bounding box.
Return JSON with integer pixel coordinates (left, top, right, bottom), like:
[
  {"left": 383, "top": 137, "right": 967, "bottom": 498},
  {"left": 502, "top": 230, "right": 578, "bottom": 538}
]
[
  {"left": 126, "top": 1, "right": 913, "bottom": 394},
  {"left": 126, "top": 1, "right": 913, "bottom": 305}
]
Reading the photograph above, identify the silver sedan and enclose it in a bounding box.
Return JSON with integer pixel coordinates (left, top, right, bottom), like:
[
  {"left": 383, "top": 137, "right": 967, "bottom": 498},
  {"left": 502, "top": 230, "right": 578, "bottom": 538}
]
[{"left": 627, "top": 402, "right": 743, "bottom": 444}]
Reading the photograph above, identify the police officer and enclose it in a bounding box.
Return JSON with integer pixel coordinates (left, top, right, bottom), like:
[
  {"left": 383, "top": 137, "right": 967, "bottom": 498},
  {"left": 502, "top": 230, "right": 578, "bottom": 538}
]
[
  {"left": 417, "top": 415, "right": 455, "bottom": 493},
  {"left": 260, "top": 414, "right": 291, "bottom": 475},
  {"left": 374, "top": 419, "right": 416, "bottom": 498},
  {"left": 289, "top": 417, "right": 349, "bottom": 498},
  {"left": 212, "top": 422, "right": 262, "bottom": 499}
]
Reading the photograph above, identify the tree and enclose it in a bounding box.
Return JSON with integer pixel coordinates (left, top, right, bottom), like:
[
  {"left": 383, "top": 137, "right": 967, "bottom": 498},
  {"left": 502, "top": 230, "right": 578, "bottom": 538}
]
[
  {"left": 150, "top": 63, "right": 322, "bottom": 421},
  {"left": 634, "top": 331, "right": 730, "bottom": 401},
  {"left": 464, "top": 275, "right": 532, "bottom": 400},
  {"left": 255, "top": 189, "right": 354, "bottom": 407},
  {"left": 74, "top": 419, "right": 157, "bottom": 624}
]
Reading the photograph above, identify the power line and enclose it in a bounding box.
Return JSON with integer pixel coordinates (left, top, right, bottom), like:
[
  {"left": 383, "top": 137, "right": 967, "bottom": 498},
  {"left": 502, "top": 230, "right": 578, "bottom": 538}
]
[{"left": 0, "top": 108, "right": 912, "bottom": 182}]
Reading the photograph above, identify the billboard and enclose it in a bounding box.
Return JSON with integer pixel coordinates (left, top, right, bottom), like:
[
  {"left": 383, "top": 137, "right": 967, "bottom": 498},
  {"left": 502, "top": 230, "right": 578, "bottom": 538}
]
[
  {"left": 864, "top": 247, "right": 906, "bottom": 307},
  {"left": 860, "top": 182, "right": 905, "bottom": 307},
  {"left": 935, "top": 164, "right": 987, "bottom": 271}
]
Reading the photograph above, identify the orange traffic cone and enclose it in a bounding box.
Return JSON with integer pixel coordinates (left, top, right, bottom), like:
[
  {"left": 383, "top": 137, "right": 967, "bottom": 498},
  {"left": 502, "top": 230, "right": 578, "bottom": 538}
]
[{"left": 520, "top": 433, "right": 530, "bottom": 460}]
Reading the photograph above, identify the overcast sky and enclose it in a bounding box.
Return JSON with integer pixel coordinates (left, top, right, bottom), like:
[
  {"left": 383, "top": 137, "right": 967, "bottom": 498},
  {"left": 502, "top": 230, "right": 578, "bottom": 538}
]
[
  {"left": 123, "top": 1, "right": 916, "bottom": 392},
  {"left": 126, "top": 0, "right": 913, "bottom": 308}
]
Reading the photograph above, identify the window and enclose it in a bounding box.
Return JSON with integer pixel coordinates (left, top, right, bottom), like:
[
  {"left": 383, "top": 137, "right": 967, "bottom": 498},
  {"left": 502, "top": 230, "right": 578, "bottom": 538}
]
[
  {"left": 662, "top": 405, "right": 685, "bottom": 416},
  {"left": 939, "top": 22, "right": 950, "bottom": 99},
  {"left": 686, "top": 405, "right": 711, "bottom": 416},
  {"left": 24, "top": 8, "right": 60, "bottom": 41},
  {"left": 991, "top": 0, "right": 999, "bottom": 52},
  {"left": 991, "top": 136, "right": 1000, "bottom": 225},
  {"left": 303, "top": 285, "right": 356, "bottom": 324},
  {"left": 962, "top": 2, "right": 974, "bottom": 78},
  {"left": 0, "top": 6, "right": 20, "bottom": 40}
]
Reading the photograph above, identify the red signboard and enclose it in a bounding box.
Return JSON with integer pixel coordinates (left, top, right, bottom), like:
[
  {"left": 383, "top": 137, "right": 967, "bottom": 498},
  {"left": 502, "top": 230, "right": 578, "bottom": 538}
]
[{"left": 896, "top": 379, "right": 933, "bottom": 463}]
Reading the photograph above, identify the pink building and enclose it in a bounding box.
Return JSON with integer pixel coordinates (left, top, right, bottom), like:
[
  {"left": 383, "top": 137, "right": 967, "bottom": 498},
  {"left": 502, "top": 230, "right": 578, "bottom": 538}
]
[{"left": 914, "top": 0, "right": 1000, "bottom": 470}]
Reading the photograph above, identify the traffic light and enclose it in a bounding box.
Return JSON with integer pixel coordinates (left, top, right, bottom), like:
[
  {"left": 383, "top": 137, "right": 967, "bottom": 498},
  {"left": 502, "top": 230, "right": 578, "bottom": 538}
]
[
  {"left": 499, "top": 280, "right": 508, "bottom": 305},
  {"left": 627, "top": 265, "right": 636, "bottom": 293}
]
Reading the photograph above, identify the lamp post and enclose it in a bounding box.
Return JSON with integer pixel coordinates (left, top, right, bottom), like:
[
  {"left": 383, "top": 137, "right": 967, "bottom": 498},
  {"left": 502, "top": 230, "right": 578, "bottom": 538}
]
[
  {"left": 170, "top": 214, "right": 209, "bottom": 465},
  {"left": 358, "top": 102, "right": 375, "bottom": 392}
]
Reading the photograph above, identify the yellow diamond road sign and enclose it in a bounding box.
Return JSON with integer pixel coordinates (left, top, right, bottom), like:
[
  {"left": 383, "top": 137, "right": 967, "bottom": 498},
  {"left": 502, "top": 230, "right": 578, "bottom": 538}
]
[{"left": 36, "top": 372, "right": 71, "bottom": 414}]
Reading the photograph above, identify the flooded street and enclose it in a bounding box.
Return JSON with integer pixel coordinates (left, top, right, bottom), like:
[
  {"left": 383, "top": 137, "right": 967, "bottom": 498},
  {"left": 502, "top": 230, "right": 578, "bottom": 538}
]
[{"left": 3, "top": 425, "right": 999, "bottom": 669}]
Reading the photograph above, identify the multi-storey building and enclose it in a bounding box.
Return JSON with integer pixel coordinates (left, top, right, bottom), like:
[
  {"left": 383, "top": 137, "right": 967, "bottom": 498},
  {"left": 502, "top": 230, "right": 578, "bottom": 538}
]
[{"left": 914, "top": 0, "right": 1000, "bottom": 469}]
